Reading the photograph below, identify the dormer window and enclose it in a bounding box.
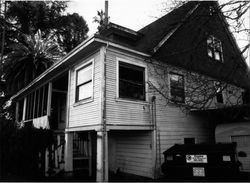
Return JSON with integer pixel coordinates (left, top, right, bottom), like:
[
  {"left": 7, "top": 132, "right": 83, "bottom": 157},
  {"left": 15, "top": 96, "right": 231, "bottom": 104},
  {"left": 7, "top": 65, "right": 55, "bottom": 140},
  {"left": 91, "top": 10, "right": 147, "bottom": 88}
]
[{"left": 207, "top": 35, "right": 223, "bottom": 62}]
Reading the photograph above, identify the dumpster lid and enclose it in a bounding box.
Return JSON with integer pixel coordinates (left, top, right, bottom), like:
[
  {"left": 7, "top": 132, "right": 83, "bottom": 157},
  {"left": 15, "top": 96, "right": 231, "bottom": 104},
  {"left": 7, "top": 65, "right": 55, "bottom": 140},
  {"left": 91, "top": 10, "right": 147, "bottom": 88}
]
[{"left": 163, "top": 143, "right": 236, "bottom": 155}]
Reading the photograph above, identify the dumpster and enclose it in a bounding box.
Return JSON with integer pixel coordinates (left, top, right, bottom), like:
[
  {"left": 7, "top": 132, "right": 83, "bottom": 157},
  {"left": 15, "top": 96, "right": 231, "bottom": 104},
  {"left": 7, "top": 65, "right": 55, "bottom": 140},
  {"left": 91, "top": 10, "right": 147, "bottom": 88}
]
[{"left": 161, "top": 143, "right": 240, "bottom": 179}]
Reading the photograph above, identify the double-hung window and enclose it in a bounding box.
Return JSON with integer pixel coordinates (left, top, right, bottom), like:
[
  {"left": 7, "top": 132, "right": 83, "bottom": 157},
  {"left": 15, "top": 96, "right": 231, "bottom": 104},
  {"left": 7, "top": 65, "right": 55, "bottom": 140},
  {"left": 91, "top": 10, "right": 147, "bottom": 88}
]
[
  {"left": 169, "top": 73, "right": 185, "bottom": 103},
  {"left": 118, "top": 61, "right": 145, "bottom": 101},
  {"left": 207, "top": 35, "right": 223, "bottom": 62},
  {"left": 76, "top": 62, "right": 93, "bottom": 102}
]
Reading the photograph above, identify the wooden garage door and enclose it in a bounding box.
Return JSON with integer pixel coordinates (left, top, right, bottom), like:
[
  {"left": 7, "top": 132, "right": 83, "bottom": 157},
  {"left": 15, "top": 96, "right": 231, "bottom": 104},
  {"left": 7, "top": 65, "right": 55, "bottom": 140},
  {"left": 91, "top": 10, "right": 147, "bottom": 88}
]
[{"left": 231, "top": 135, "right": 250, "bottom": 172}]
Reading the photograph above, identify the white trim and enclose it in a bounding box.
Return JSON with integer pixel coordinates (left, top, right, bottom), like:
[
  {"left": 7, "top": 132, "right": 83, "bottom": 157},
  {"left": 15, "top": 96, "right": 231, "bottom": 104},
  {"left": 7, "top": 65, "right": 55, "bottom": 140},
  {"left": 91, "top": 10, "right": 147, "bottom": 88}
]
[
  {"left": 95, "top": 38, "right": 150, "bottom": 57},
  {"left": 66, "top": 70, "right": 71, "bottom": 128},
  {"left": 116, "top": 57, "right": 149, "bottom": 102},
  {"left": 22, "top": 97, "right": 27, "bottom": 121},
  {"left": 47, "top": 82, "right": 52, "bottom": 117},
  {"left": 74, "top": 59, "right": 94, "bottom": 103},
  {"left": 115, "top": 98, "right": 149, "bottom": 105}
]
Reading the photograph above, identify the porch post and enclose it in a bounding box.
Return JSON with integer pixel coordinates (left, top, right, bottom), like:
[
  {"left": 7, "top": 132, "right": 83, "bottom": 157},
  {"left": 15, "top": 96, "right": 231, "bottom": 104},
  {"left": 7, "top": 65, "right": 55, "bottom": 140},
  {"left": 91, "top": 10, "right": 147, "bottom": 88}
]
[
  {"left": 96, "top": 130, "right": 108, "bottom": 182},
  {"left": 96, "top": 131, "right": 103, "bottom": 182},
  {"left": 22, "top": 97, "right": 27, "bottom": 121},
  {"left": 15, "top": 101, "right": 19, "bottom": 122},
  {"left": 47, "top": 82, "right": 52, "bottom": 117},
  {"left": 64, "top": 132, "right": 73, "bottom": 172}
]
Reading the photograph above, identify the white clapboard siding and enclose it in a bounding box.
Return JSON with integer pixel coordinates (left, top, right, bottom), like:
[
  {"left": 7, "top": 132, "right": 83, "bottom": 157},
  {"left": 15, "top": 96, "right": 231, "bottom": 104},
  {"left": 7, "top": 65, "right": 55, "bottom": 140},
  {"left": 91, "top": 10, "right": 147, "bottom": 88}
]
[
  {"left": 105, "top": 49, "right": 151, "bottom": 127},
  {"left": 150, "top": 84, "right": 214, "bottom": 169},
  {"left": 105, "top": 48, "right": 214, "bottom": 178},
  {"left": 109, "top": 131, "right": 154, "bottom": 178},
  {"left": 68, "top": 52, "right": 102, "bottom": 128}
]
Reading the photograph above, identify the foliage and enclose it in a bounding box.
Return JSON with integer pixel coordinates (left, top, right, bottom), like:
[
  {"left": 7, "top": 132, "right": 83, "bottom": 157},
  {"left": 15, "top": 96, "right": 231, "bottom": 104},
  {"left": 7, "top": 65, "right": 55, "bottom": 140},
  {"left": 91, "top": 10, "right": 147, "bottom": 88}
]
[
  {"left": 0, "top": 1, "right": 89, "bottom": 119},
  {"left": 3, "top": 29, "right": 65, "bottom": 94},
  {"left": 0, "top": 121, "right": 54, "bottom": 179},
  {"left": 2, "top": 1, "right": 88, "bottom": 53},
  {"left": 56, "top": 13, "right": 89, "bottom": 53},
  {"left": 93, "top": 10, "right": 109, "bottom": 33}
]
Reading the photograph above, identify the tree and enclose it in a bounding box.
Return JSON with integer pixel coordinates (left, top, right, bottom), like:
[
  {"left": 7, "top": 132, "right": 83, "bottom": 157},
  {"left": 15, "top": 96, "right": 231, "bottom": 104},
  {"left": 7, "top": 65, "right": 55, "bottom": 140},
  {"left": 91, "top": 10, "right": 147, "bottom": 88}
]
[
  {"left": 56, "top": 13, "right": 89, "bottom": 53},
  {"left": 3, "top": 1, "right": 88, "bottom": 53},
  {"left": 3, "top": 29, "right": 65, "bottom": 95},
  {"left": 0, "top": 1, "right": 89, "bottom": 120}
]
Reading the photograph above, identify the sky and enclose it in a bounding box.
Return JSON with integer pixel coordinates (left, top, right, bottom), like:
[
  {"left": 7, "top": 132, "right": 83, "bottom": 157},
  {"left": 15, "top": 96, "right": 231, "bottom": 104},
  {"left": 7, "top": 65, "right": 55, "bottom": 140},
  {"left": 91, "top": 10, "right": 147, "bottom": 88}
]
[
  {"left": 67, "top": 0, "right": 167, "bottom": 35},
  {"left": 66, "top": 0, "right": 249, "bottom": 66}
]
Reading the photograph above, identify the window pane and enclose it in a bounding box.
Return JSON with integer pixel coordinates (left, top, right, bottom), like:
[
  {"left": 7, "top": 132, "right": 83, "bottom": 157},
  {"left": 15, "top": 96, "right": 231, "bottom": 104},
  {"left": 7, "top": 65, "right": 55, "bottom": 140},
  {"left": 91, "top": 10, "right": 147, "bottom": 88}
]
[
  {"left": 119, "top": 63, "right": 144, "bottom": 84},
  {"left": 119, "top": 62, "right": 145, "bottom": 100},
  {"left": 214, "top": 51, "right": 220, "bottom": 61},
  {"left": 119, "top": 79, "right": 145, "bottom": 100},
  {"left": 170, "top": 73, "right": 185, "bottom": 103},
  {"left": 208, "top": 48, "right": 213, "bottom": 58},
  {"left": 170, "top": 74, "right": 184, "bottom": 88},
  {"left": 207, "top": 36, "right": 213, "bottom": 46},
  {"left": 77, "top": 65, "right": 92, "bottom": 85},
  {"left": 78, "top": 82, "right": 92, "bottom": 101}
]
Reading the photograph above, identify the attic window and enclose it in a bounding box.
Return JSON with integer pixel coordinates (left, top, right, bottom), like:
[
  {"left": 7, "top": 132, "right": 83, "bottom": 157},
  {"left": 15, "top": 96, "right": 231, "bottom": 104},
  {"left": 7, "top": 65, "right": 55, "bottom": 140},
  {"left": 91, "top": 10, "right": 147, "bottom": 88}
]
[
  {"left": 169, "top": 73, "right": 185, "bottom": 103},
  {"left": 118, "top": 61, "right": 145, "bottom": 101},
  {"left": 207, "top": 35, "right": 223, "bottom": 62}
]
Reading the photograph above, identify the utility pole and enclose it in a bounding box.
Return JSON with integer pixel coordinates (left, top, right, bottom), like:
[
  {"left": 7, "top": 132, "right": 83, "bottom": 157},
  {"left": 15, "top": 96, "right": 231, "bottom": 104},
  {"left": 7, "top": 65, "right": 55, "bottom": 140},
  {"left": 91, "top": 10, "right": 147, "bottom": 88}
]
[{"left": 104, "top": 0, "right": 109, "bottom": 25}]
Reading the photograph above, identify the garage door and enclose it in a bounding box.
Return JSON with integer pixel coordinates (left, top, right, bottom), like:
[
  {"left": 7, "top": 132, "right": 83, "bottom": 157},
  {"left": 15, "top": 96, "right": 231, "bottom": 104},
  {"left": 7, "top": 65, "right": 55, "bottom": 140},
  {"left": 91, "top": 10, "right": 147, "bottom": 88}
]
[{"left": 231, "top": 135, "right": 250, "bottom": 172}]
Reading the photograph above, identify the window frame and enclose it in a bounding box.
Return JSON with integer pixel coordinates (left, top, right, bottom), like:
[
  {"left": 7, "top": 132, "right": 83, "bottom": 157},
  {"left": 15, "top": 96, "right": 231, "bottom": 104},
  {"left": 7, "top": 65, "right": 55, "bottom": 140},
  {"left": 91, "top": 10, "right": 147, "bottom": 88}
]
[
  {"left": 116, "top": 57, "right": 148, "bottom": 102},
  {"left": 207, "top": 35, "right": 224, "bottom": 63},
  {"left": 75, "top": 59, "right": 94, "bottom": 103},
  {"left": 169, "top": 72, "right": 185, "bottom": 103}
]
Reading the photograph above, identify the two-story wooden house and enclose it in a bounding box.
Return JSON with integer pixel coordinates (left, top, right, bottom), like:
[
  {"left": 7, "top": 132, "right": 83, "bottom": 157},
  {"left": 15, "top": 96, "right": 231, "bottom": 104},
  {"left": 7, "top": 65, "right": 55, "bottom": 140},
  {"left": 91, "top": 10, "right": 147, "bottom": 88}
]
[{"left": 10, "top": 1, "right": 250, "bottom": 181}]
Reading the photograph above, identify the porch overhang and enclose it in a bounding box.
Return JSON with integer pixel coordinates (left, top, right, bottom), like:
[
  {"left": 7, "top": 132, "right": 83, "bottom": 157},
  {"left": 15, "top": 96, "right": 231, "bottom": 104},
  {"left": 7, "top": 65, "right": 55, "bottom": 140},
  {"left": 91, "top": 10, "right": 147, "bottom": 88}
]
[{"left": 10, "top": 35, "right": 150, "bottom": 101}]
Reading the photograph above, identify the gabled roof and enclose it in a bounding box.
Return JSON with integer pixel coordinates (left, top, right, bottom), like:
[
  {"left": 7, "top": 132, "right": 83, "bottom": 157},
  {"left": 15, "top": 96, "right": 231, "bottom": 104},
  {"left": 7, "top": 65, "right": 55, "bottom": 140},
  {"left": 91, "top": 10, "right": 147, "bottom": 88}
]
[{"left": 135, "top": 1, "right": 199, "bottom": 53}]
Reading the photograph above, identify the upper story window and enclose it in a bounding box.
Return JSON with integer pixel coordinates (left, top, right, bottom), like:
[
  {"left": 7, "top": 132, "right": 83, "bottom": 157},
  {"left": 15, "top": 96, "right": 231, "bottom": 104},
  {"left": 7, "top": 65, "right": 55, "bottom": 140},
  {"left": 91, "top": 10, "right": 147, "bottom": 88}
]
[
  {"left": 76, "top": 62, "right": 93, "bottom": 102},
  {"left": 169, "top": 73, "right": 185, "bottom": 103},
  {"left": 118, "top": 61, "right": 145, "bottom": 101},
  {"left": 207, "top": 35, "right": 223, "bottom": 62}
]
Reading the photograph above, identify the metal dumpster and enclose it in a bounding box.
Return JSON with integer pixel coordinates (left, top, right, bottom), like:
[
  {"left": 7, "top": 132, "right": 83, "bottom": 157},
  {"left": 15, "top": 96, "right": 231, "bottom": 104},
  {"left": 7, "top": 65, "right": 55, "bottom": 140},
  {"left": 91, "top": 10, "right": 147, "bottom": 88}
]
[{"left": 161, "top": 143, "right": 240, "bottom": 179}]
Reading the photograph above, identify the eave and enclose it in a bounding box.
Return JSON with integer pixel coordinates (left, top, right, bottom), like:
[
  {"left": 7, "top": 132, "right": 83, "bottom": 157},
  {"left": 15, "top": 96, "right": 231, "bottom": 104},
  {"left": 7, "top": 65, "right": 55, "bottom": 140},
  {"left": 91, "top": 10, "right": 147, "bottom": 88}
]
[{"left": 10, "top": 35, "right": 150, "bottom": 101}]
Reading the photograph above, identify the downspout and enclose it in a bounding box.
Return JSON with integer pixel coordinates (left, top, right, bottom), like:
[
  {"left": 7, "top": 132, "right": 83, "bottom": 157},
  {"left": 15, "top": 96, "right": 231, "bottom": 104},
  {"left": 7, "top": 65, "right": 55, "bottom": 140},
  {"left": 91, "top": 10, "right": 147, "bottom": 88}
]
[
  {"left": 151, "top": 96, "right": 158, "bottom": 178},
  {"left": 102, "top": 42, "right": 109, "bottom": 181}
]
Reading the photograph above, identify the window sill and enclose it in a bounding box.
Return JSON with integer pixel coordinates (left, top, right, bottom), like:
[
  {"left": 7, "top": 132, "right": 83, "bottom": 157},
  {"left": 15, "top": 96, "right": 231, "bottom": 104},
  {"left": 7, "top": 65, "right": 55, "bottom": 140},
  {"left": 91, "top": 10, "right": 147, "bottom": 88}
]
[
  {"left": 73, "top": 97, "right": 94, "bottom": 107},
  {"left": 115, "top": 98, "right": 149, "bottom": 105}
]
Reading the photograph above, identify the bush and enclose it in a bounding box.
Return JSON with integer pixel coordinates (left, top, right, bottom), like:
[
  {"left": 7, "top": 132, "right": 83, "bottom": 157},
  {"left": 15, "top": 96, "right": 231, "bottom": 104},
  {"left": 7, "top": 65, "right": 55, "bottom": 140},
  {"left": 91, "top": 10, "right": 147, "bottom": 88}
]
[{"left": 0, "top": 120, "right": 54, "bottom": 179}]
